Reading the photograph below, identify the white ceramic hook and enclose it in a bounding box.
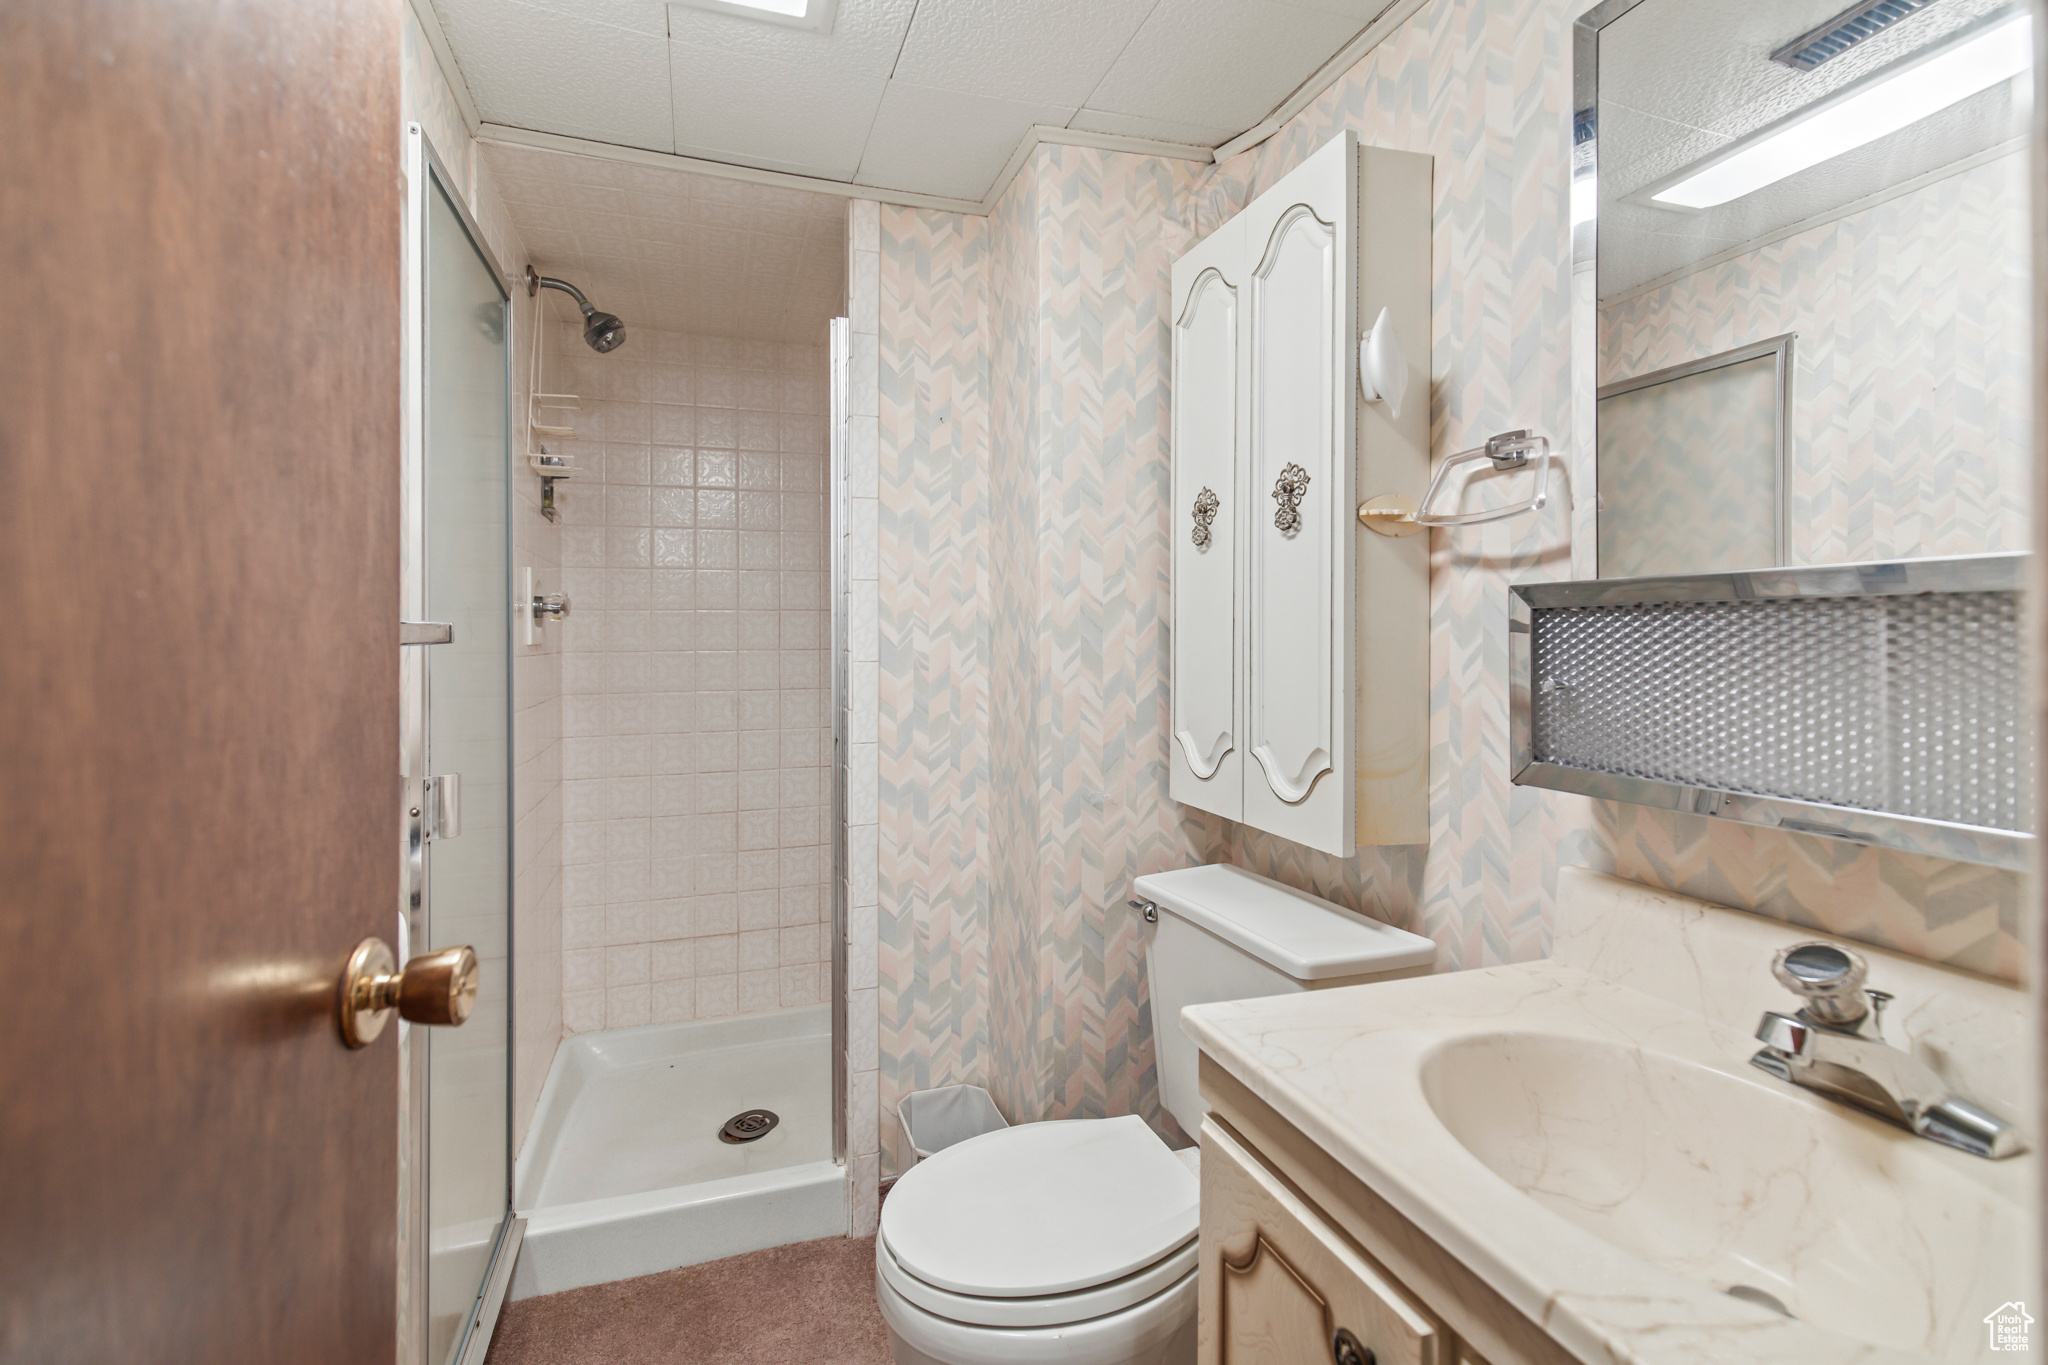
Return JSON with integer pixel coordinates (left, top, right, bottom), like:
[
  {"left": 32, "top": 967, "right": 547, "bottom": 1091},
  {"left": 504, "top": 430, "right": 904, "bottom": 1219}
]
[{"left": 1357, "top": 306, "right": 1409, "bottom": 423}]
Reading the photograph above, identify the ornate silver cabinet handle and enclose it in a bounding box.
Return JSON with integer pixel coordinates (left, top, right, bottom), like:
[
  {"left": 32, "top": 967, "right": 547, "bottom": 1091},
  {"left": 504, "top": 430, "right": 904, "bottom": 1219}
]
[
  {"left": 1191, "top": 487, "right": 1220, "bottom": 548},
  {"left": 1272, "top": 462, "right": 1310, "bottom": 533}
]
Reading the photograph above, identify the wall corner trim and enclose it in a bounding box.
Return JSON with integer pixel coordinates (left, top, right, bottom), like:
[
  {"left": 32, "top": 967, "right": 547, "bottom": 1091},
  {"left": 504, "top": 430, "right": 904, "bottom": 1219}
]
[
  {"left": 1212, "top": 0, "right": 1434, "bottom": 163},
  {"left": 473, "top": 124, "right": 991, "bottom": 215},
  {"left": 976, "top": 125, "right": 1216, "bottom": 216}
]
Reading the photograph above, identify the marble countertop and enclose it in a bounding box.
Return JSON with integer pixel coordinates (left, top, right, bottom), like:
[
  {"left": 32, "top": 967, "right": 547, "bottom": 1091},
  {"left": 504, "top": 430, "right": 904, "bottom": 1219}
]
[{"left": 1181, "top": 872, "right": 2031, "bottom": 1365}]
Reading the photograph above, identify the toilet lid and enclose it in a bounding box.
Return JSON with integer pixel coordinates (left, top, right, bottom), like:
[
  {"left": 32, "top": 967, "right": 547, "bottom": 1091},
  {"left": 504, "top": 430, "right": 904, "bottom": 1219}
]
[{"left": 880, "top": 1116, "right": 1199, "bottom": 1298}]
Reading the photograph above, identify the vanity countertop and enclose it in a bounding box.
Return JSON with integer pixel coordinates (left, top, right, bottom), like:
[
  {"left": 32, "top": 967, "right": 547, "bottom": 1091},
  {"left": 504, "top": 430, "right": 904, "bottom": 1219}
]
[{"left": 1181, "top": 870, "right": 2031, "bottom": 1365}]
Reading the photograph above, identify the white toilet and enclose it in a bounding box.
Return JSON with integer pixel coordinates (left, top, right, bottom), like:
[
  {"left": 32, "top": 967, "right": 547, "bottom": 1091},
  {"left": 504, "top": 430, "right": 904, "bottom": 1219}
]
[{"left": 875, "top": 864, "right": 1436, "bottom": 1365}]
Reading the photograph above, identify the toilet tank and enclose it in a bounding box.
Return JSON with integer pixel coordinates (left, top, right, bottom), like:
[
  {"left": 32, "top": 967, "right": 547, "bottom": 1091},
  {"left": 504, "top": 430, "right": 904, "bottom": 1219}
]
[{"left": 1137, "top": 864, "right": 1436, "bottom": 1140}]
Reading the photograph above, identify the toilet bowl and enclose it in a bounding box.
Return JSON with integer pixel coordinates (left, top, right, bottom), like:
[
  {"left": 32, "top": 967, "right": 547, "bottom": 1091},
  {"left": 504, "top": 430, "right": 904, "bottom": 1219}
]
[
  {"left": 874, "top": 865, "right": 1438, "bottom": 1365},
  {"left": 875, "top": 1117, "right": 1199, "bottom": 1365}
]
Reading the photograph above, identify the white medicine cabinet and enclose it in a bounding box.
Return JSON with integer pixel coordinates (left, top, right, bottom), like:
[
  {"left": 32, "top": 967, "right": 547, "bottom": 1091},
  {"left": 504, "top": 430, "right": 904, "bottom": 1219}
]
[{"left": 1168, "top": 131, "right": 1431, "bottom": 857}]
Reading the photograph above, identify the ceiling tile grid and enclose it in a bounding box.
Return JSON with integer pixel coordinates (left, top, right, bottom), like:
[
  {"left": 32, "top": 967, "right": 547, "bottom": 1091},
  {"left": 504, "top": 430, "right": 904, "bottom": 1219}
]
[{"left": 435, "top": 0, "right": 1396, "bottom": 203}]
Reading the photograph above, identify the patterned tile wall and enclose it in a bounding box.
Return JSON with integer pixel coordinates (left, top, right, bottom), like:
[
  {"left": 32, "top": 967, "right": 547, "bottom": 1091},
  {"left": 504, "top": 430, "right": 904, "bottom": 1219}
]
[
  {"left": 869, "top": 0, "right": 2027, "bottom": 1171},
  {"left": 1599, "top": 153, "right": 2032, "bottom": 568},
  {"left": 551, "top": 324, "right": 834, "bottom": 1033}
]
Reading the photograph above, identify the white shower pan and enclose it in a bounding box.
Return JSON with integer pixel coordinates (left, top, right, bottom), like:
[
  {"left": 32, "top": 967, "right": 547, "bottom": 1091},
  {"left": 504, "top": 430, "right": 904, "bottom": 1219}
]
[{"left": 509, "top": 1003, "right": 846, "bottom": 1299}]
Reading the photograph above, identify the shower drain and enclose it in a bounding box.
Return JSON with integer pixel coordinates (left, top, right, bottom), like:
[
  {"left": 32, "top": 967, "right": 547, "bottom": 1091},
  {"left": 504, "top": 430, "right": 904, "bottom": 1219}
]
[{"left": 719, "top": 1108, "right": 780, "bottom": 1144}]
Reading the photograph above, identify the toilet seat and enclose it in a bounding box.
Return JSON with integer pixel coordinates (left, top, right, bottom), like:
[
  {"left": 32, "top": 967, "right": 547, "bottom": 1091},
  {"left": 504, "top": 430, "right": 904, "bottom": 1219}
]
[
  {"left": 876, "top": 1229, "right": 1199, "bottom": 1329},
  {"left": 875, "top": 1261, "right": 1197, "bottom": 1365},
  {"left": 879, "top": 1115, "right": 1198, "bottom": 1325}
]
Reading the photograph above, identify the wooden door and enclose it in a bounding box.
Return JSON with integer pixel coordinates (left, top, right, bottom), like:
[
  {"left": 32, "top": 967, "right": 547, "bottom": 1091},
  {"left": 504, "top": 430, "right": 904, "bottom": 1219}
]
[
  {"left": 1170, "top": 214, "right": 1248, "bottom": 820},
  {"left": 0, "top": 2, "right": 402, "bottom": 1363},
  {"left": 1200, "top": 1119, "right": 1439, "bottom": 1365},
  {"left": 1241, "top": 131, "right": 1357, "bottom": 856}
]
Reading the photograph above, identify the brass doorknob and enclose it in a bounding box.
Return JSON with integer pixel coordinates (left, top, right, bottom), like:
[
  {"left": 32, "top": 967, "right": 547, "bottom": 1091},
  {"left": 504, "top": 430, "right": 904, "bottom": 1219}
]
[{"left": 337, "top": 937, "right": 479, "bottom": 1048}]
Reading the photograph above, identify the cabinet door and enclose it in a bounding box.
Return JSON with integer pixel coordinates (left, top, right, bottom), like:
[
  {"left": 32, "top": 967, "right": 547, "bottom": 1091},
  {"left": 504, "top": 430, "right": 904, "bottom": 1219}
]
[
  {"left": 1169, "top": 216, "right": 1248, "bottom": 819},
  {"left": 1241, "top": 131, "right": 1356, "bottom": 855},
  {"left": 1200, "top": 1118, "right": 1439, "bottom": 1365}
]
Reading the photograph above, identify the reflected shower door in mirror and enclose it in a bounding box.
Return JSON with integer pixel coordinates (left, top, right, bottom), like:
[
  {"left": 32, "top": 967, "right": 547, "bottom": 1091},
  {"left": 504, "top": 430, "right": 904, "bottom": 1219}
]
[
  {"left": 1597, "top": 336, "right": 1790, "bottom": 577},
  {"left": 1587, "top": 0, "right": 2033, "bottom": 572}
]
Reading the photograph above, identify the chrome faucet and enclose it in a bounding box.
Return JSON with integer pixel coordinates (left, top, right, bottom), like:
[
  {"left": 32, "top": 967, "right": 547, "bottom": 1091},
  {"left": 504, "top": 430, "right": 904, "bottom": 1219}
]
[{"left": 1751, "top": 941, "right": 2024, "bottom": 1159}]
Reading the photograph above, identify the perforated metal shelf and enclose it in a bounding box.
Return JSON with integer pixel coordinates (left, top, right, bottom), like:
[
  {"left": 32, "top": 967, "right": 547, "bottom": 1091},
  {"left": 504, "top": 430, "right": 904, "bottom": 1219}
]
[{"left": 1509, "top": 554, "right": 2031, "bottom": 870}]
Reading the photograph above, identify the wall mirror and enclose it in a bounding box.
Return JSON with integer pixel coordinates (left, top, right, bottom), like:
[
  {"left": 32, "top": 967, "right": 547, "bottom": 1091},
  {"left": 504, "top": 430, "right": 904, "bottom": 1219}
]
[
  {"left": 1581, "top": 0, "right": 2033, "bottom": 574},
  {"left": 1523, "top": 0, "right": 2038, "bottom": 867}
]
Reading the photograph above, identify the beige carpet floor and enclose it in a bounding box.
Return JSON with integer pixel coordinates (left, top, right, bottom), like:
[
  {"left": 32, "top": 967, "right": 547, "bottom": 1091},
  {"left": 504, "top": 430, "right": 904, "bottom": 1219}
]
[{"left": 482, "top": 1235, "right": 894, "bottom": 1365}]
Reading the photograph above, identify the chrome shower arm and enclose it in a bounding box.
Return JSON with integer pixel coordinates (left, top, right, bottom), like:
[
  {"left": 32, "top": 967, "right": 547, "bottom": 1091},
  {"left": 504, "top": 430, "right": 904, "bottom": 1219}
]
[{"left": 525, "top": 266, "right": 593, "bottom": 315}]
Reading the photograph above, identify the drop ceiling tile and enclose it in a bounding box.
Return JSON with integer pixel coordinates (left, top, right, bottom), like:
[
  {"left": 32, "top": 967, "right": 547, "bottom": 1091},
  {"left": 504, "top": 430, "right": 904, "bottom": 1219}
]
[
  {"left": 1087, "top": 0, "right": 1360, "bottom": 131},
  {"left": 671, "top": 46, "right": 886, "bottom": 179},
  {"left": 1068, "top": 107, "right": 1237, "bottom": 148},
  {"left": 888, "top": 0, "right": 1158, "bottom": 106},
  {"left": 665, "top": 0, "right": 917, "bottom": 76},
  {"left": 854, "top": 81, "right": 1076, "bottom": 200},
  {"left": 434, "top": 0, "right": 674, "bottom": 152}
]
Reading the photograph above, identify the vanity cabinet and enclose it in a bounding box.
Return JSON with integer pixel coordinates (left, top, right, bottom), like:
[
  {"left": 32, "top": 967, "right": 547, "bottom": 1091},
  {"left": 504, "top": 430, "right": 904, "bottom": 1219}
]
[
  {"left": 1168, "top": 130, "right": 1431, "bottom": 856},
  {"left": 1199, "top": 1056, "right": 1580, "bottom": 1365},
  {"left": 1200, "top": 1119, "right": 1439, "bottom": 1365}
]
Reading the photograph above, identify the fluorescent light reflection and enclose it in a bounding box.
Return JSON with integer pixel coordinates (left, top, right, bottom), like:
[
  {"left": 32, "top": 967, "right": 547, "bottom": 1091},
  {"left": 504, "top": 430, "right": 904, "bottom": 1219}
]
[
  {"left": 1654, "top": 12, "right": 2032, "bottom": 209},
  {"left": 722, "top": 0, "right": 808, "bottom": 14}
]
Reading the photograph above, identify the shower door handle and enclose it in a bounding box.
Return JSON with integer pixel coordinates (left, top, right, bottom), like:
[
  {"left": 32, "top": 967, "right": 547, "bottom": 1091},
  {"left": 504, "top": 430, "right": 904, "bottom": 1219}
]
[
  {"left": 399, "top": 621, "right": 455, "bottom": 645},
  {"left": 424, "top": 773, "right": 461, "bottom": 840}
]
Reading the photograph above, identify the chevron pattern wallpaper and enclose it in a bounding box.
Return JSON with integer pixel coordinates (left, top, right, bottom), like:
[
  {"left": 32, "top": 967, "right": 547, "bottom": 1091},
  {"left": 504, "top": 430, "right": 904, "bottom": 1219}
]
[
  {"left": 993, "top": 146, "right": 1218, "bottom": 1137},
  {"left": 1169, "top": 0, "right": 1588, "bottom": 976},
  {"left": 871, "top": 0, "right": 2028, "bottom": 1171},
  {"left": 878, "top": 205, "right": 993, "bottom": 1171}
]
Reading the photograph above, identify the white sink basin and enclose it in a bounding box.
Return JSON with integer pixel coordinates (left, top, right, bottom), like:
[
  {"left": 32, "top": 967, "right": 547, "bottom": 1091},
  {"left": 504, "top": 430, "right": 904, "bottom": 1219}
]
[
  {"left": 1421, "top": 1031, "right": 2023, "bottom": 1361},
  {"left": 1184, "top": 891, "right": 2035, "bottom": 1365}
]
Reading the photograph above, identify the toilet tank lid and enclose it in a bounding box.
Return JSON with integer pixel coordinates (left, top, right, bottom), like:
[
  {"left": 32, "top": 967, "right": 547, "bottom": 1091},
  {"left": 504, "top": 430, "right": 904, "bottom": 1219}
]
[{"left": 1134, "top": 864, "right": 1435, "bottom": 980}]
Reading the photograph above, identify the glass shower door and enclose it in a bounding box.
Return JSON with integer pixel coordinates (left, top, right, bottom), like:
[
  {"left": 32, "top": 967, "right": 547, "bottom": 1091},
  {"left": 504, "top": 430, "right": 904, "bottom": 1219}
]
[{"left": 410, "top": 126, "right": 515, "bottom": 1365}]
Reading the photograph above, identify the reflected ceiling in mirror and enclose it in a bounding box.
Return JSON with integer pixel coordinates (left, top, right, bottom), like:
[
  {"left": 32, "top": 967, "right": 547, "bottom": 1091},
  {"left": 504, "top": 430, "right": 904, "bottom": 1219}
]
[
  {"left": 1585, "top": 0, "right": 2034, "bottom": 573},
  {"left": 1596, "top": 0, "right": 2029, "bottom": 299}
]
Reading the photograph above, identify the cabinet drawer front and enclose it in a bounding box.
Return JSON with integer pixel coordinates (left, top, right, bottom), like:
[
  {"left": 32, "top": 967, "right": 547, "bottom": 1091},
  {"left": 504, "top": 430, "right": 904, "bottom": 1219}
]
[{"left": 1200, "top": 1119, "right": 1438, "bottom": 1365}]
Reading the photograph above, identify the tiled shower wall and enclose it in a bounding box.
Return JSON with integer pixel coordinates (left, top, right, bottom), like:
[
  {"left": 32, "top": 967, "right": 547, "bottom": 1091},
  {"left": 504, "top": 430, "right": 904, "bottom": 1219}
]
[
  {"left": 551, "top": 322, "right": 833, "bottom": 1033},
  {"left": 870, "top": 0, "right": 2027, "bottom": 1171}
]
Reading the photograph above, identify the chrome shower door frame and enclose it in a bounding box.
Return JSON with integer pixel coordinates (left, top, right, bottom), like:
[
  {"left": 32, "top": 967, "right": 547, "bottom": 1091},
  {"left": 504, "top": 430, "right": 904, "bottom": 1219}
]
[
  {"left": 829, "top": 316, "right": 851, "bottom": 1167},
  {"left": 400, "top": 123, "right": 524, "bottom": 1365}
]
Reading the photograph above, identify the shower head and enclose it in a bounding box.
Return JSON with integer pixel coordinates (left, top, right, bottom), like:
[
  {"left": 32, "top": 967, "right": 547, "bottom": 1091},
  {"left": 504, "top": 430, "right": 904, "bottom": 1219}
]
[
  {"left": 583, "top": 310, "right": 627, "bottom": 353},
  {"left": 526, "top": 266, "right": 628, "bottom": 354}
]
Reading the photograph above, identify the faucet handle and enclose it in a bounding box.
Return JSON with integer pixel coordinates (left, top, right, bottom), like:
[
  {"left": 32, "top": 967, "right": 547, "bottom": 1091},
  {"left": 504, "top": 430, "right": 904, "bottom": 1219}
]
[{"left": 1771, "top": 941, "right": 1871, "bottom": 1027}]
